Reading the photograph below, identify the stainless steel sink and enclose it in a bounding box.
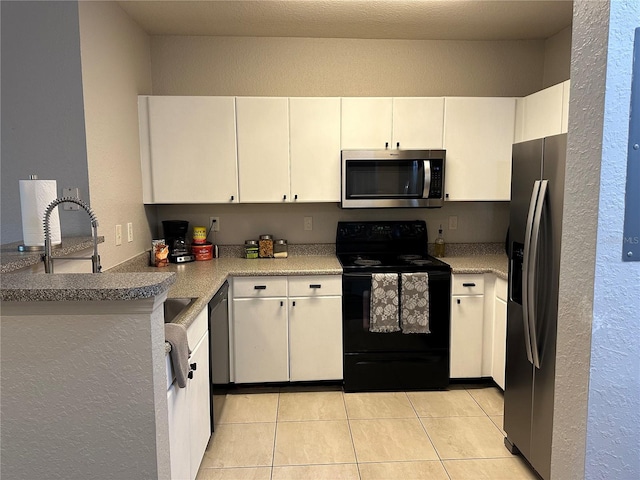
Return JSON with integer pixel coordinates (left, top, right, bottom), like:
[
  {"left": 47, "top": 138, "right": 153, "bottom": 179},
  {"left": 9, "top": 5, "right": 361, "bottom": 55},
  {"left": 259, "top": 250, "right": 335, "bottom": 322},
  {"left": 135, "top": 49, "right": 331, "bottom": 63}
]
[{"left": 163, "top": 297, "right": 197, "bottom": 323}]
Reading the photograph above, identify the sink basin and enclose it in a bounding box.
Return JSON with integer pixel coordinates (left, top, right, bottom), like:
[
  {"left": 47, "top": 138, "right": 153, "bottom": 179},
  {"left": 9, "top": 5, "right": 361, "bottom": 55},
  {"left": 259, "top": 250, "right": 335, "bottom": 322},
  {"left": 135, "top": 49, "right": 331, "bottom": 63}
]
[{"left": 163, "top": 297, "right": 197, "bottom": 323}]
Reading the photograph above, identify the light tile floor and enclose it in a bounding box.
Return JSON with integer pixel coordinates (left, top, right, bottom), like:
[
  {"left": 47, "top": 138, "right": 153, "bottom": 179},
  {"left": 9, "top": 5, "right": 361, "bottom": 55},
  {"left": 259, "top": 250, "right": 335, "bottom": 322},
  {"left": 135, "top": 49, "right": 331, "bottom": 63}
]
[{"left": 197, "top": 385, "right": 539, "bottom": 480}]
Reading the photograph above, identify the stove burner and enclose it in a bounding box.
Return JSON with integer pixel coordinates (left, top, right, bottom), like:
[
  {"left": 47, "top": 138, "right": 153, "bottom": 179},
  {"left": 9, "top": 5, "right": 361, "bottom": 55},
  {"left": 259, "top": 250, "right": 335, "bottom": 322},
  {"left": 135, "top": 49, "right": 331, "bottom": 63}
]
[
  {"left": 354, "top": 259, "right": 383, "bottom": 266},
  {"left": 409, "top": 259, "right": 433, "bottom": 266},
  {"left": 398, "top": 254, "right": 422, "bottom": 261}
]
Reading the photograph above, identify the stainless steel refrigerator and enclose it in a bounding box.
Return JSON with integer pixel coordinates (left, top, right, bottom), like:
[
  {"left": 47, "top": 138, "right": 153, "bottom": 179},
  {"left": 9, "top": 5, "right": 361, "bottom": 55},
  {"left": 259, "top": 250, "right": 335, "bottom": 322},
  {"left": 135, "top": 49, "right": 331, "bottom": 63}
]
[{"left": 504, "top": 133, "right": 566, "bottom": 480}]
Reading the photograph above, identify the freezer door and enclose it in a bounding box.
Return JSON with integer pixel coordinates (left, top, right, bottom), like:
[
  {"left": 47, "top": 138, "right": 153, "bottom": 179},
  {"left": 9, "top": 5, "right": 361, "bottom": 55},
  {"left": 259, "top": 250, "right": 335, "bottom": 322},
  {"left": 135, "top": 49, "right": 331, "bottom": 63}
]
[
  {"left": 504, "top": 138, "right": 543, "bottom": 460},
  {"left": 528, "top": 134, "right": 566, "bottom": 479}
]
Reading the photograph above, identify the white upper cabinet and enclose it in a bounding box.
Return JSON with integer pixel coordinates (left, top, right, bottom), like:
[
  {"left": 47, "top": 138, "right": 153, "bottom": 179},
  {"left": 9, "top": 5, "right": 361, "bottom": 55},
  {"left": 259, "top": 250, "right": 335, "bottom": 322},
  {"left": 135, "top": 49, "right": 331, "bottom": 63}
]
[
  {"left": 341, "top": 97, "right": 393, "bottom": 149},
  {"left": 236, "top": 97, "right": 291, "bottom": 203},
  {"left": 519, "top": 82, "right": 564, "bottom": 142},
  {"left": 341, "top": 97, "right": 444, "bottom": 150},
  {"left": 443, "top": 97, "right": 516, "bottom": 201},
  {"left": 289, "top": 97, "right": 341, "bottom": 202},
  {"left": 139, "top": 96, "right": 238, "bottom": 204},
  {"left": 391, "top": 97, "right": 445, "bottom": 149}
]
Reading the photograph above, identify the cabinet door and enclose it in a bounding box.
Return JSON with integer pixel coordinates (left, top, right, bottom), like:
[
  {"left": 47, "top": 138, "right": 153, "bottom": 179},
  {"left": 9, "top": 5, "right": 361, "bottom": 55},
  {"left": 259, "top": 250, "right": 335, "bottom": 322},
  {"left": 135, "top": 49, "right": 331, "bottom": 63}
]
[
  {"left": 492, "top": 297, "right": 507, "bottom": 390},
  {"left": 233, "top": 297, "right": 289, "bottom": 383},
  {"left": 341, "top": 97, "right": 393, "bottom": 149},
  {"left": 520, "top": 83, "right": 564, "bottom": 142},
  {"left": 392, "top": 97, "right": 444, "bottom": 149},
  {"left": 167, "top": 383, "right": 190, "bottom": 480},
  {"left": 142, "top": 96, "right": 238, "bottom": 204},
  {"left": 289, "top": 296, "right": 343, "bottom": 381},
  {"left": 236, "top": 97, "right": 290, "bottom": 202},
  {"left": 188, "top": 332, "right": 211, "bottom": 480},
  {"left": 443, "top": 97, "right": 516, "bottom": 201},
  {"left": 450, "top": 295, "right": 485, "bottom": 378},
  {"left": 289, "top": 97, "right": 341, "bottom": 202}
]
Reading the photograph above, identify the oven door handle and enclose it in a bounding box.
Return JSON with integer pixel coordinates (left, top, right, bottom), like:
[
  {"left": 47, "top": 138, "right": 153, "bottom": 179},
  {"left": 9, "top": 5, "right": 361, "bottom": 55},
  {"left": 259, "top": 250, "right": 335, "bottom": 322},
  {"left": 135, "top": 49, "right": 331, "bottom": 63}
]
[{"left": 422, "top": 160, "right": 431, "bottom": 199}]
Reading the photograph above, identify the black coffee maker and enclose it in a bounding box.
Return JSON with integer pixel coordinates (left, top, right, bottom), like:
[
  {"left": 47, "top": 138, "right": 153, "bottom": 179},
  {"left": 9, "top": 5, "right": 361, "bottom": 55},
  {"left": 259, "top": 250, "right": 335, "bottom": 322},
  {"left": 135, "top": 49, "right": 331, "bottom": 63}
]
[{"left": 162, "top": 220, "right": 195, "bottom": 263}]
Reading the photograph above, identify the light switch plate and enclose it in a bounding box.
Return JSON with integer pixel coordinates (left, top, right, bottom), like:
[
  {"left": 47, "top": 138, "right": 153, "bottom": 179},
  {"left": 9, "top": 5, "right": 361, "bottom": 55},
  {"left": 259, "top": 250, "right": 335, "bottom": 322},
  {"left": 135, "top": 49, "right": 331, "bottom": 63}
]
[
  {"left": 62, "top": 188, "right": 80, "bottom": 210},
  {"left": 115, "top": 225, "right": 122, "bottom": 246},
  {"left": 304, "top": 216, "right": 313, "bottom": 231},
  {"left": 449, "top": 216, "right": 458, "bottom": 230},
  {"left": 127, "top": 223, "right": 133, "bottom": 243}
]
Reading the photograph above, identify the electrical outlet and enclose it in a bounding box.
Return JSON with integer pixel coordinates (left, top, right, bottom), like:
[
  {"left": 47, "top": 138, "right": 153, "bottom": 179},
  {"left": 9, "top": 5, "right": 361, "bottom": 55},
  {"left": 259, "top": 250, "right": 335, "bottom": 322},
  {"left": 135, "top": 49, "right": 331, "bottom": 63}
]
[
  {"left": 127, "top": 222, "right": 133, "bottom": 242},
  {"left": 448, "top": 216, "right": 458, "bottom": 230},
  {"left": 304, "top": 216, "right": 313, "bottom": 231},
  {"left": 209, "top": 217, "right": 220, "bottom": 232},
  {"left": 115, "top": 224, "right": 122, "bottom": 246}
]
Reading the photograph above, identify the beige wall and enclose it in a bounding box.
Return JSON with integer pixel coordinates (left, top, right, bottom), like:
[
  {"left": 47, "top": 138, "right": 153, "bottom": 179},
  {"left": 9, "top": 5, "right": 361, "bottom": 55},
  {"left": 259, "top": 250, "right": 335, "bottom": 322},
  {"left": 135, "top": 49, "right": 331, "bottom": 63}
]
[
  {"left": 78, "top": 1, "right": 153, "bottom": 269},
  {"left": 156, "top": 201, "right": 510, "bottom": 246},
  {"left": 150, "top": 36, "right": 546, "bottom": 97},
  {"left": 543, "top": 26, "right": 572, "bottom": 88}
]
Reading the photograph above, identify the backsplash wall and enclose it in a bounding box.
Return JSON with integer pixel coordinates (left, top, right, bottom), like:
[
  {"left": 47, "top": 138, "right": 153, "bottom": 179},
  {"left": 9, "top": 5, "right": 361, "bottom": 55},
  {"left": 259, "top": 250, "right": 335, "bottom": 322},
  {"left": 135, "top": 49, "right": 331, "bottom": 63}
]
[{"left": 155, "top": 202, "right": 509, "bottom": 246}]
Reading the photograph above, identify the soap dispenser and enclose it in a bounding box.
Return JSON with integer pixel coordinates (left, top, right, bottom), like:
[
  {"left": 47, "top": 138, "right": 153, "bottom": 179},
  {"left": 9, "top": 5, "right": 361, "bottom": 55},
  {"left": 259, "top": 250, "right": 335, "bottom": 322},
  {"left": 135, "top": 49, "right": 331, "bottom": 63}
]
[{"left": 434, "top": 224, "right": 446, "bottom": 258}]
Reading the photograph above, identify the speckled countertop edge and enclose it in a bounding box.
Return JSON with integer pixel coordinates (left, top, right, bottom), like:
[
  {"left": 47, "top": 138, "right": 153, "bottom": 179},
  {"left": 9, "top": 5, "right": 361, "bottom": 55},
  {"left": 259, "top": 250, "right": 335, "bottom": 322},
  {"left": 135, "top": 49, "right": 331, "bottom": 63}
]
[
  {"left": 0, "top": 236, "right": 105, "bottom": 273},
  {"left": 442, "top": 254, "right": 508, "bottom": 280},
  {"left": 0, "top": 272, "right": 176, "bottom": 302}
]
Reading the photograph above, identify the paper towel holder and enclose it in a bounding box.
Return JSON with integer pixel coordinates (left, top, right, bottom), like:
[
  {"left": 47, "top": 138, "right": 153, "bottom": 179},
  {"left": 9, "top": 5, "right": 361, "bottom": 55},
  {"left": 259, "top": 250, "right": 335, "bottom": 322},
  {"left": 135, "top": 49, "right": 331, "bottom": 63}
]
[{"left": 18, "top": 174, "right": 62, "bottom": 252}]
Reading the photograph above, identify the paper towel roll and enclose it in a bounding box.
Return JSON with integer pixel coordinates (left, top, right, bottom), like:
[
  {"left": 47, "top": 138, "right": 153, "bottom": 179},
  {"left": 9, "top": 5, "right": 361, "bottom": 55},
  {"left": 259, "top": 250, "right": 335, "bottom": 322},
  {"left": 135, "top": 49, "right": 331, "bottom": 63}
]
[{"left": 19, "top": 178, "right": 61, "bottom": 247}]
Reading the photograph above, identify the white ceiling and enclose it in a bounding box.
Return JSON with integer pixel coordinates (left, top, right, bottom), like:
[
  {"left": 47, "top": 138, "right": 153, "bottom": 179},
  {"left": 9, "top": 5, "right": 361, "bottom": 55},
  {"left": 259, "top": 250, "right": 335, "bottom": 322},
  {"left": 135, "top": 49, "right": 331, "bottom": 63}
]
[{"left": 117, "top": 0, "right": 573, "bottom": 41}]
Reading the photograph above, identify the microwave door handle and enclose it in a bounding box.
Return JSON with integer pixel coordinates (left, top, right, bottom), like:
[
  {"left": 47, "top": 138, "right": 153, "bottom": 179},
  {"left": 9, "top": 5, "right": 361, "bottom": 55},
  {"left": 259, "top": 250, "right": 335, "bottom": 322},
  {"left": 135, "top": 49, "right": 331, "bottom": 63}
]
[{"left": 423, "top": 160, "right": 431, "bottom": 198}]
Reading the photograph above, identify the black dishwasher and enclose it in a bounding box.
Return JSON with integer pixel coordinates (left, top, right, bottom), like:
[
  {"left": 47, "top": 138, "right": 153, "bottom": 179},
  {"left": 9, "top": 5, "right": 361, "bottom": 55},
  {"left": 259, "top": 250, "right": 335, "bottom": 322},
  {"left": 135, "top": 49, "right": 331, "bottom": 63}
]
[{"left": 209, "top": 281, "right": 229, "bottom": 430}]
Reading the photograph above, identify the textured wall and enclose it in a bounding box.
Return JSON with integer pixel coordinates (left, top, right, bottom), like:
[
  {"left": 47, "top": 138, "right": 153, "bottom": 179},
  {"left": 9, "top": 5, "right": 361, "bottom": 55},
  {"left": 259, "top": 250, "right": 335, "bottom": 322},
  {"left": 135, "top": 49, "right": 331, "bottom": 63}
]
[
  {"left": 155, "top": 201, "right": 510, "bottom": 246},
  {"left": 543, "top": 26, "right": 572, "bottom": 88},
  {"left": 552, "top": 1, "right": 609, "bottom": 479},
  {"left": 0, "top": 298, "right": 170, "bottom": 480},
  {"left": 586, "top": 0, "right": 640, "bottom": 478},
  {"left": 150, "top": 36, "right": 546, "bottom": 97},
  {"left": 78, "top": 1, "right": 154, "bottom": 270},
  {"left": 0, "top": 1, "right": 91, "bottom": 243}
]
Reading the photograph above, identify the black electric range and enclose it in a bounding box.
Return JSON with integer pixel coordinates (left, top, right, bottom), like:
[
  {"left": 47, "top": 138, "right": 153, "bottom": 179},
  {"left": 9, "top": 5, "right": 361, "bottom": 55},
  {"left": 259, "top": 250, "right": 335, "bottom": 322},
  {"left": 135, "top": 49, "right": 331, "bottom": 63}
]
[{"left": 337, "top": 220, "right": 451, "bottom": 392}]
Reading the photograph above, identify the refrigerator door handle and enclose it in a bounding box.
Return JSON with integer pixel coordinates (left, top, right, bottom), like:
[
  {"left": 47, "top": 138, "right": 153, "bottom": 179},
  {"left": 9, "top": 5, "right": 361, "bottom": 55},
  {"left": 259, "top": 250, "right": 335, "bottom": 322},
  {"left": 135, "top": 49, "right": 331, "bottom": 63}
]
[
  {"left": 528, "top": 179, "right": 548, "bottom": 369},
  {"left": 522, "top": 180, "right": 541, "bottom": 365}
]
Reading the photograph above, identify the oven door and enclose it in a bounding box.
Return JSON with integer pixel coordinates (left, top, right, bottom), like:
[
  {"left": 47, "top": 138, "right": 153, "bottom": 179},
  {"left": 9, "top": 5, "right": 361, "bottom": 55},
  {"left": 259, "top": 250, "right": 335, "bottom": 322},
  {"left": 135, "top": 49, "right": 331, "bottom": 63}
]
[{"left": 342, "top": 270, "right": 451, "bottom": 353}]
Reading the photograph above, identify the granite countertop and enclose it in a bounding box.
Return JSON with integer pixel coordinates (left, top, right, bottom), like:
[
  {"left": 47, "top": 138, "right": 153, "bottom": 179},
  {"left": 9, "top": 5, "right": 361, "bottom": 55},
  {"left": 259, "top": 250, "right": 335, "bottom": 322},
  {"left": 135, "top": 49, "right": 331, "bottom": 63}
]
[
  {"left": 442, "top": 254, "right": 508, "bottom": 280},
  {"left": 108, "top": 252, "right": 343, "bottom": 331},
  {"left": 0, "top": 272, "right": 176, "bottom": 302},
  {"left": 0, "top": 236, "right": 105, "bottom": 273}
]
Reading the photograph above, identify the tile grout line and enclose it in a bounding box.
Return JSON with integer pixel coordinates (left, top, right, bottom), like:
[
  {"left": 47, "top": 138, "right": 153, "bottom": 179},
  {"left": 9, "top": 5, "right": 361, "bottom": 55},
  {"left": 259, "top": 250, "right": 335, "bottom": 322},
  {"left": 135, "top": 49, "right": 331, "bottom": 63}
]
[
  {"left": 464, "top": 387, "right": 506, "bottom": 436},
  {"left": 342, "top": 390, "right": 363, "bottom": 480},
  {"left": 406, "top": 390, "right": 448, "bottom": 473},
  {"left": 269, "top": 391, "right": 281, "bottom": 480}
]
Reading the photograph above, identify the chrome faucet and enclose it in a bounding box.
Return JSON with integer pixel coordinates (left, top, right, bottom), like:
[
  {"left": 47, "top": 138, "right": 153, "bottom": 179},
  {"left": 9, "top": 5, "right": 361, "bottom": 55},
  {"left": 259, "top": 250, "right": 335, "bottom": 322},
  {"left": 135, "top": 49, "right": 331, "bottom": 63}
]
[{"left": 43, "top": 197, "right": 102, "bottom": 273}]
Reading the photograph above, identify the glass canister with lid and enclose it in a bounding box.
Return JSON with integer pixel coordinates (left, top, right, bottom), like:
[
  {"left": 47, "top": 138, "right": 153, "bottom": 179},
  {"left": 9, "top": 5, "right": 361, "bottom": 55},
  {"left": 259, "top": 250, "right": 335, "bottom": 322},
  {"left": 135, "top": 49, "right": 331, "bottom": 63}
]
[
  {"left": 258, "top": 234, "right": 274, "bottom": 258},
  {"left": 244, "top": 240, "right": 259, "bottom": 259},
  {"left": 274, "top": 239, "right": 288, "bottom": 258}
]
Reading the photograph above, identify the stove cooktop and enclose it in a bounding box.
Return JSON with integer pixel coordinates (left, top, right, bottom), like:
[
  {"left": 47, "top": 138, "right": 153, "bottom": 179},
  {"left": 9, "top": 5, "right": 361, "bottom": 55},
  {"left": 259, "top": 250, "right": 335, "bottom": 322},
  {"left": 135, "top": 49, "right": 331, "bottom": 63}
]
[{"left": 338, "top": 253, "right": 450, "bottom": 272}]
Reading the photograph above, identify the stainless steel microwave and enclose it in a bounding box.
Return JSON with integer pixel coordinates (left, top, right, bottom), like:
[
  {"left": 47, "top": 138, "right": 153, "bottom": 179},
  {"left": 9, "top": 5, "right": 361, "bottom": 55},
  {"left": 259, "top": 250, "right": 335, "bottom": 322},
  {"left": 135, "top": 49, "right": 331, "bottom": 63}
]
[{"left": 341, "top": 149, "right": 446, "bottom": 208}]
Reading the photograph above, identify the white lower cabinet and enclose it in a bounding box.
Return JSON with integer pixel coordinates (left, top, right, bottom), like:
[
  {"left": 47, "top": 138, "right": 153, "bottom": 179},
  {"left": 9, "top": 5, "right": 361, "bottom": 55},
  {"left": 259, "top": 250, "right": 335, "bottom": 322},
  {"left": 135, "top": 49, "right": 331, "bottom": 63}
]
[
  {"left": 288, "top": 276, "right": 343, "bottom": 381},
  {"left": 166, "top": 306, "right": 211, "bottom": 480},
  {"left": 492, "top": 277, "right": 508, "bottom": 390},
  {"left": 450, "top": 274, "right": 485, "bottom": 378},
  {"left": 232, "top": 275, "right": 343, "bottom": 384},
  {"left": 233, "top": 296, "right": 289, "bottom": 383}
]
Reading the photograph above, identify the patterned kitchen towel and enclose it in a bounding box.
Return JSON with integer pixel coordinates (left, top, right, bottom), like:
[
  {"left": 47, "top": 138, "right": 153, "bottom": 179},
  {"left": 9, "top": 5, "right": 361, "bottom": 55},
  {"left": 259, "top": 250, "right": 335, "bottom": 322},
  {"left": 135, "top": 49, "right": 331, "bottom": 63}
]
[
  {"left": 370, "top": 273, "right": 400, "bottom": 333},
  {"left": 401, "top": 272, "right": 430, "bottom": 334},
  {"left": 165, "top": 323, "right": 192, "bottom": 388}
]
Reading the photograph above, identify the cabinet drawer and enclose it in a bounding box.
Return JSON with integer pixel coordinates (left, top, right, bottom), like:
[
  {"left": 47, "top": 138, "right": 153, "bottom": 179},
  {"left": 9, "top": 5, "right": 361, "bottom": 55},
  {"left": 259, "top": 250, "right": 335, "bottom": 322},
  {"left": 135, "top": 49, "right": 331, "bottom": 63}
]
[
  {"left": 288, "top": 275, "right": 342, "bottom": 297},
  {"left": 233, "top": 276, "right": 288, "bottom": 298},
  {"left": 452, "top": 274, "right": 485, "bottom": 295}
]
